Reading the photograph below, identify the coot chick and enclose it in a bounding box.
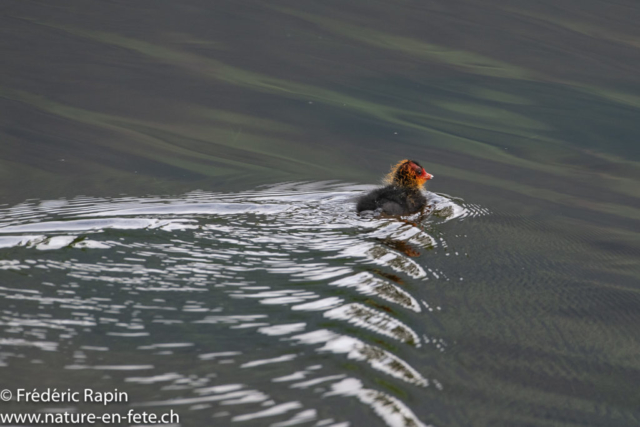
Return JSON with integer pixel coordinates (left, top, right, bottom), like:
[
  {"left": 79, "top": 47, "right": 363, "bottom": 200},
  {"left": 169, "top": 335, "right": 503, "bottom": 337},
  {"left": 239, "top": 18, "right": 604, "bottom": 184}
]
[{"left": 356, "top": 159, "right": 433, "bottom": 216}]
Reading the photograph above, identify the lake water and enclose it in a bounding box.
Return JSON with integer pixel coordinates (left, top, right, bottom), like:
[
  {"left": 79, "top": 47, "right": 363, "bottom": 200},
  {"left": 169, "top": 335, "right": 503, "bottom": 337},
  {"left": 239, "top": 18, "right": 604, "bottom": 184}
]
[{"left": 1, "top": 1, "right": 639, "bottom": 426}]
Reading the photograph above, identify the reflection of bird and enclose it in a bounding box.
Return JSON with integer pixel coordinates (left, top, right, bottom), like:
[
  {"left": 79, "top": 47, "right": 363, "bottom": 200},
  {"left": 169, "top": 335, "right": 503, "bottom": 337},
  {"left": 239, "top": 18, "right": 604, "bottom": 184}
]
[{"left": 356, "top": 160, "right": 433, "bottom": 215}]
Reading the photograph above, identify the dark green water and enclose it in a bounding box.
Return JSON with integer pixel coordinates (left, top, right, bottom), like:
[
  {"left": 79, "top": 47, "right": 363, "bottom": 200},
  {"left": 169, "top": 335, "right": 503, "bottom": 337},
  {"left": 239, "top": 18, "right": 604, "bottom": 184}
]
[{"left": 1, "top": 1, "right": 639, "bottom": 426}]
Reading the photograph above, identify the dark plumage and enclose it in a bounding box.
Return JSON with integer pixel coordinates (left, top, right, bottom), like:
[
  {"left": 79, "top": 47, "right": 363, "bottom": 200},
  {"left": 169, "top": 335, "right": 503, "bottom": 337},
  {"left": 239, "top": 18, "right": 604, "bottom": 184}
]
[
  {"left": 356, "top": 185, "right": 427, "bottom": 215},
  {"left": 356, "top": 159, "right": 433, "bottom": 216}
]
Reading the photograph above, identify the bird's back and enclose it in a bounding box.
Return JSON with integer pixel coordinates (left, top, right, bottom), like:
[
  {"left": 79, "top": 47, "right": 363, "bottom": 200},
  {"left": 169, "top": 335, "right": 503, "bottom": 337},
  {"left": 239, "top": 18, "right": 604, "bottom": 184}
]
[{"left": 356, "top": 185, "right": 426, "bottom": 215}]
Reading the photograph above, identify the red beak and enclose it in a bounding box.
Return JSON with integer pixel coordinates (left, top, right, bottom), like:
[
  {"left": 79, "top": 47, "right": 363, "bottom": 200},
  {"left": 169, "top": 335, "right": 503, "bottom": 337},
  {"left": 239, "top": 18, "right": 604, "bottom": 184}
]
[{"left": 424, "top": 172, "right": 433, "bottom": 180}]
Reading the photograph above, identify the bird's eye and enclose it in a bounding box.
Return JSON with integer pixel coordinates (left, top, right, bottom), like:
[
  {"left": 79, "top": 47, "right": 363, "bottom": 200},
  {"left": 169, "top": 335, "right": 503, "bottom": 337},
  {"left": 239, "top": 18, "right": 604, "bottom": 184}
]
[{"left": 416, "top": 168, "right": 422, "bottom": 174}]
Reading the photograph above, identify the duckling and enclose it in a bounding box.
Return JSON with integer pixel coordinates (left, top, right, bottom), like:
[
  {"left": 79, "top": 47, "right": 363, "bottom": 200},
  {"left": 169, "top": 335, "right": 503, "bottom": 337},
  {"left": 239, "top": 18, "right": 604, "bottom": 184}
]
[{"left": 356, "top": 159, "right": 433, "bottom": 216}]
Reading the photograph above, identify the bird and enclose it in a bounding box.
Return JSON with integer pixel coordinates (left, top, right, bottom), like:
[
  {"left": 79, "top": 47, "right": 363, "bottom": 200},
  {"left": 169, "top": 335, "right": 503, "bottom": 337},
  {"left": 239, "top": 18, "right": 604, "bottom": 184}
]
[{"left": 356, "top": 159, "right": 433, "bottom": 216}]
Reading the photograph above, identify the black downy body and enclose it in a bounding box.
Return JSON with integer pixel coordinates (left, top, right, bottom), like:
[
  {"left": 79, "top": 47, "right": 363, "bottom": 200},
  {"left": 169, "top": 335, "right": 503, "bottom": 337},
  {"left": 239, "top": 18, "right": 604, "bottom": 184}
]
[{"left": 356, "top": 186, "right": 427, "bottom": 215}]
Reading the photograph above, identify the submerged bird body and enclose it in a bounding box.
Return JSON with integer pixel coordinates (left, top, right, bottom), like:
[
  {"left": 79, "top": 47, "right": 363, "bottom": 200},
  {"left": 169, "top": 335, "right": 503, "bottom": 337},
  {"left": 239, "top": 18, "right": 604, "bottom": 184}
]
[{"left": 356, "top": 159, "right": 433, "bottom": 216}]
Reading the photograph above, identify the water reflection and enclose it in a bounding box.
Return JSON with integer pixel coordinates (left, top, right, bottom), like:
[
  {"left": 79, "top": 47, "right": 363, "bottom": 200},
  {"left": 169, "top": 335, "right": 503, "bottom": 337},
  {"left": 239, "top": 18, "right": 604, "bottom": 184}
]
[{"left": 0, "top": 182, "right": 482, "bottom": 426}]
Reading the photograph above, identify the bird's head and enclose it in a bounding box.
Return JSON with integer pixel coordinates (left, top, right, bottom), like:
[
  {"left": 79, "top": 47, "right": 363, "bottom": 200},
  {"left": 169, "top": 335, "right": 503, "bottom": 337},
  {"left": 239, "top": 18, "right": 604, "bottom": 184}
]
[{"left": 385, "top": 159, "right": 433, "bottom": 188}]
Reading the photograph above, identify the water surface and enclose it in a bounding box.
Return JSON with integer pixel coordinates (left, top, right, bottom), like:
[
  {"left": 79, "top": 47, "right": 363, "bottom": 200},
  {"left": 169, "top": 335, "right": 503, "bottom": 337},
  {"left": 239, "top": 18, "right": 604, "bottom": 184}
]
[
  {"left": 0, "top": 183, "right": 482, "bottom": 426},
  {"left": 1, "top": 1, "right": 640, "bottom": 426}
]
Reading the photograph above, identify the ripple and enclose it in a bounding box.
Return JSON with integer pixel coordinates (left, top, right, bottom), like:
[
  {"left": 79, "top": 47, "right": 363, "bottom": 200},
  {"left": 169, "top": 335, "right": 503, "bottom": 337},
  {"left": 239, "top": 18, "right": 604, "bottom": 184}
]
[
  {"left": 324, "top": 303, "right": 421, "bottom": 346},
  {"left": 326, "top": 378, "right": 429, "bottom": 427},
  {"left": 0, "top": 182, "right": 483, "bottom": 427},
  {"left": 290, "top": 329, "right": 428, "bottom": 386}
]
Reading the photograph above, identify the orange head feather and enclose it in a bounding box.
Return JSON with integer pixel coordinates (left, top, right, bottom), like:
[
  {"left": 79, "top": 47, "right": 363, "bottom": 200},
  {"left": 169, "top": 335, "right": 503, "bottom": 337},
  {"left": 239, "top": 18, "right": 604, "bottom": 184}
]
[{"left": 384, "top": 159, "right": 433, "bottom": 188}]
